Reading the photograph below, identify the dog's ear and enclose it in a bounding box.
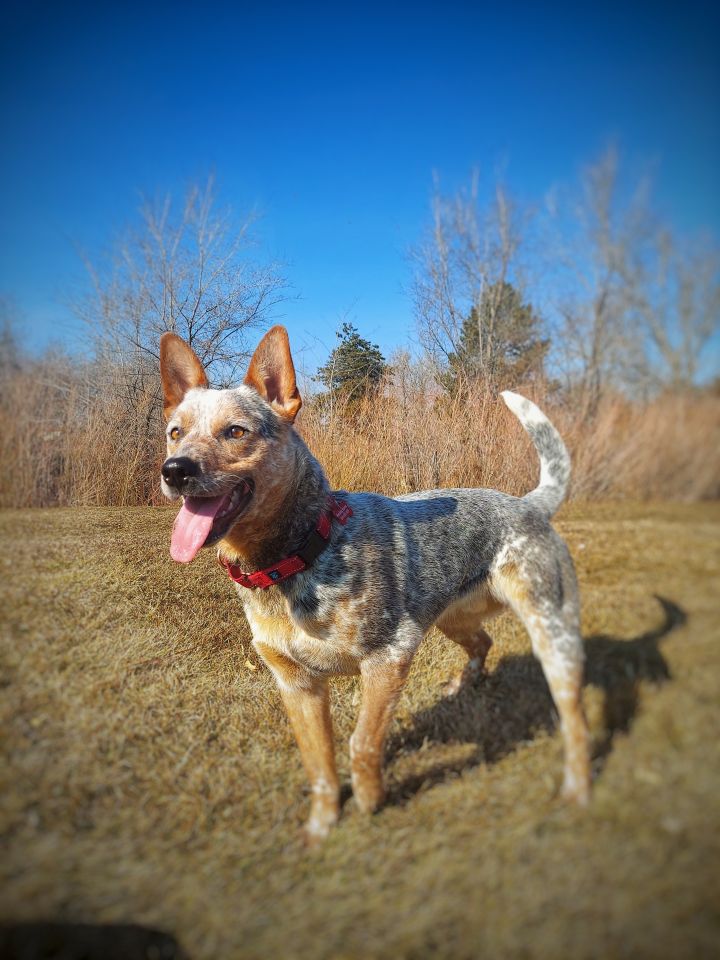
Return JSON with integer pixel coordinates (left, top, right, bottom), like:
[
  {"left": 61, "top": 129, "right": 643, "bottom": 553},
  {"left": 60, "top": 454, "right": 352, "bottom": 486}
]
[
  {"left": 160, "top": 333, "right": 209, "bottom": 419},
  {"left": 244, "top": 326, "right": 302, "bottom": 423}
]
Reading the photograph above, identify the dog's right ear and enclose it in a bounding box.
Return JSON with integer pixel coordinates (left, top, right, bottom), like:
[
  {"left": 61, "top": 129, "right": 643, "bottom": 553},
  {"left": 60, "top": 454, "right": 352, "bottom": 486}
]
[{"left": 160, "top": 333, "right": 209, "bottom": 419}]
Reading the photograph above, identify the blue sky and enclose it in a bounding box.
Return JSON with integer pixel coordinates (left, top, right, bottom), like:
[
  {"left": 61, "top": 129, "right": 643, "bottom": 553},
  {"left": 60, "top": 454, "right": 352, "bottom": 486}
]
[{"left": 1, "top": 1, "right": 718, "bottom": 373}]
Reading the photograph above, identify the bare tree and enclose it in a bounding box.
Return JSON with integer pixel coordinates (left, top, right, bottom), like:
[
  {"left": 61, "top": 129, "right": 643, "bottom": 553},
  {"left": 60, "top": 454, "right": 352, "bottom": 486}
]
[
  {"left": 0, "top": 298, "right": 22, "bottom": 377},
  {"left": 549, "top": 146, "right": 719, "bottom": 406},
  {"left": 67, "top": 178, "right": 288, "bottom": 502},
  {"left": 549, "top": 147, "right": 653, "bottom": 410},
  {"left": 76, "top": 177, "right": 288, "bottom": 388},
  {"left": 410, "top": 173, "right": 533, "bottom": 386},
  {"left": 625, "top": 230, "right": 720, "bottom": 389}
]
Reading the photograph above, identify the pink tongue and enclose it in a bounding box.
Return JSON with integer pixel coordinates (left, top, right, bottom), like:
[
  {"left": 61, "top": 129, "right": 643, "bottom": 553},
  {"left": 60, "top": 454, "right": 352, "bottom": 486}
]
[{"left": 170, "top": 494, "right": 229, "bottom": 563}]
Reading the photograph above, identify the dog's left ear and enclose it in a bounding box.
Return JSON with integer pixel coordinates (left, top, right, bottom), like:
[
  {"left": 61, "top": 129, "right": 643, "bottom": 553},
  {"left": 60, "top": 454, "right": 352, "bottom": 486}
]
[
  {"left": 244, "top": 326, "right": 302, "bottom": 423},
  {"left": 160, "top": 333, "right": 209, "bottom": 419}
]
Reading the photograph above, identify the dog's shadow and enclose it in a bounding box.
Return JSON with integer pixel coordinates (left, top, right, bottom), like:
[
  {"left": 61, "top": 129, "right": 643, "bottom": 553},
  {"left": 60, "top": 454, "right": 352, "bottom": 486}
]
[{"left": 384, "top": 595, "right": 686, "bottom": 805}]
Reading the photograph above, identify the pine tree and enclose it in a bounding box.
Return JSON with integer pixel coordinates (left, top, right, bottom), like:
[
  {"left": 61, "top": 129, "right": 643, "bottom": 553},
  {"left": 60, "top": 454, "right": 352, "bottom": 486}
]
[
  {"left": 315, "top": 322, "right": 389, "bottom": 404},
  {"left": 444, "top": 282, "right": 548, "bottom": 393}
]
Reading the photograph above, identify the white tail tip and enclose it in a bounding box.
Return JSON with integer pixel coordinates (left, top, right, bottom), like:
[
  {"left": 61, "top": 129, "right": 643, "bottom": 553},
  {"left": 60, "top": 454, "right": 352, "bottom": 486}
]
[
  {"left": 501, "top": 390, "right": 546, "bottom": 426},
  {"left": 500, "top": 390, "right": 525, "bottom": 415}
]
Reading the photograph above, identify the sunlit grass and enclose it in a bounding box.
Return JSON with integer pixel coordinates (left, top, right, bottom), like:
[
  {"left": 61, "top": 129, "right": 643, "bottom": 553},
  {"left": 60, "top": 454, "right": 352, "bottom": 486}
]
[{"left": 1, "top": 502, "right": 718, "bottom": 959}]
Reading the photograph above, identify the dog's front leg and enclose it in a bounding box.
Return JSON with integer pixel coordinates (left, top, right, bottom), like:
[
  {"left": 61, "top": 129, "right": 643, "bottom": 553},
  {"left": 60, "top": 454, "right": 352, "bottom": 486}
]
[
  {"left": 255, "top": 643, "right": 339, "bottom": 845},
  {"left": 350, "top": 653, "right": 413, "bottom": 814}
]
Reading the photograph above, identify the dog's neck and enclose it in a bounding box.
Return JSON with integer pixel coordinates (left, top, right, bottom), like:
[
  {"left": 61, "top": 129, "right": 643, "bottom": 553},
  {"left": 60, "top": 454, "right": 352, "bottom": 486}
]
[{"left": 218, "top": 432, "right": 330, "bottom": 571}]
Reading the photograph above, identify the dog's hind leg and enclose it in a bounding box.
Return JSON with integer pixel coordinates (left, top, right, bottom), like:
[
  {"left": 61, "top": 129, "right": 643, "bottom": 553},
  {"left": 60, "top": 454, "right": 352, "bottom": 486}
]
[
  {"left": 351, "top": 650, "right": 415, "bottom": 814},
  {"left": 494, "top": 560, "right": 591, "bottom": 805},
  {"left": 435, "top": 604, "right": 496, "bottom": 696},
  {"left": 531, "top": 628, "right": 590, "bottom": 804}
]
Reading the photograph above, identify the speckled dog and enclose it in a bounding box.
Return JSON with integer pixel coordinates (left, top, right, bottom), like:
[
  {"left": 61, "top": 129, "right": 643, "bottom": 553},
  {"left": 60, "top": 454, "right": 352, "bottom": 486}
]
[{"left": 160, "top": 326, "right": 591, "bottom": 843}]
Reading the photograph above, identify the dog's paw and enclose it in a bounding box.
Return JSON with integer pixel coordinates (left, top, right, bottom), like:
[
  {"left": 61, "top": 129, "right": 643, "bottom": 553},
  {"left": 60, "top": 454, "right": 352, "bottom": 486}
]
[
  {"left": 560, "top": 771, "right": 591, "bottom": 807},
  {"left": 442, "top": 658, "right": 485, "bottom": 697},
  {"left": 442, "top": 671, "right": 465, "bottom": 697},
  {"left": 300, "top": 792, "right": 340, "bottom": 848},
  {"left": 301, "top": 813, "right": 337, "bottom": 848},
  {"left": 352, "top": 778, "right": 385, "bottom": 815},
  {"left": 302, "top": 822, "right": 330, "bottom": 848}
]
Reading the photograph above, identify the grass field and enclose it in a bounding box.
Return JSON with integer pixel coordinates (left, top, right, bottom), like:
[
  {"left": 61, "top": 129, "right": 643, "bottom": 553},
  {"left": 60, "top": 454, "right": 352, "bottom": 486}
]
[{"left": 1, "top": 502, "right": 719, "bottom": 959}]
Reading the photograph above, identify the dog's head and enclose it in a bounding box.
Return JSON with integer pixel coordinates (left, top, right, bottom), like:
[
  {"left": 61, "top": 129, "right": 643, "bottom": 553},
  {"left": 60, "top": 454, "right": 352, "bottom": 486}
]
[{"left": 159, "top": 326, "right": 302, "bottom": 562}]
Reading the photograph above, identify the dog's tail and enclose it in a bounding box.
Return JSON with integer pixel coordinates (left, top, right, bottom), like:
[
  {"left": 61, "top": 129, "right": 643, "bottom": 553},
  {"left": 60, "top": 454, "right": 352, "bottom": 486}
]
[{"left": 500, "top": 390, "right": 571, "bottom": 519}]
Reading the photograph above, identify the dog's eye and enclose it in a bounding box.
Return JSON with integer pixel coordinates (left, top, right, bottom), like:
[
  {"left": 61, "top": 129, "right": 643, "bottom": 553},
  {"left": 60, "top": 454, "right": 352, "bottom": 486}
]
[
  {"left": 227, "top": 425, "right": 246, "bottom": 440},
  {"left": 169, "top": 427, "right": 181, "bottom": 441}
]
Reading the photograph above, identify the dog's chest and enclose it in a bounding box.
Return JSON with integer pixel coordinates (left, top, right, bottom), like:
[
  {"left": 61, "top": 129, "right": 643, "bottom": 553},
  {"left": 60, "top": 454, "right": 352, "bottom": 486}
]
[{"left": 239, "top": 586, "right": 364, "bottom": 675}]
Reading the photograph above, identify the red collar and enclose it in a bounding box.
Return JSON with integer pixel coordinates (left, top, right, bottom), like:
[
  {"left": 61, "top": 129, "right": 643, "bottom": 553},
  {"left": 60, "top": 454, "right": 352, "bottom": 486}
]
[{"left": 218, "top": 495, "right": 352, "bottom": 590}]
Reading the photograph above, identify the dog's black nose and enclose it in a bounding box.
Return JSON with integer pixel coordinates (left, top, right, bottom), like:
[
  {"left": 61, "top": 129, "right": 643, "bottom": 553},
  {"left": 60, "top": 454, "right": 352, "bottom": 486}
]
[{"left": 161, "top": 456, "right": 199, "bottom": 490}]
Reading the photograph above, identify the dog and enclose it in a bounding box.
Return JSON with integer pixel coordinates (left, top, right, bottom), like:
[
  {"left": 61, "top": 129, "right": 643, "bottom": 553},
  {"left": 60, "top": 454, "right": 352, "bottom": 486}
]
[{"left": 159, "top": 326, "right": 591, "bottom": 843}]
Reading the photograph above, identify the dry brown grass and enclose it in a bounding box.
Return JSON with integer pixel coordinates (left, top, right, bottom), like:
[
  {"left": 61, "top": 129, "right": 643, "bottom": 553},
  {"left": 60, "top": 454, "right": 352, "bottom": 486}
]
[
  {"left": 2, "top": 353, "right": 719, "bottom": 508},
  {"left": 1, "top": 501, "right": 719, "bottom": 959},
  {"left": 298, "top": 382, "right": 720, "bottom": 502},
  {"left": 0, "top": 358, "right": 163, "bottom": 508}
]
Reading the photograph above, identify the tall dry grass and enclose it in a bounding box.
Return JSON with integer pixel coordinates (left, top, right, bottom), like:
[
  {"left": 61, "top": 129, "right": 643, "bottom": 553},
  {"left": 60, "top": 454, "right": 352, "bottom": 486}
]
[
  {"left": 300, "top": 376, "right": 720, "bottom": 503},
  {"left": 1, "top": 354, "right": 718, "bottom": 508},
  {"left": 0, "top": 356, "right": 163, "bottom": 508}
]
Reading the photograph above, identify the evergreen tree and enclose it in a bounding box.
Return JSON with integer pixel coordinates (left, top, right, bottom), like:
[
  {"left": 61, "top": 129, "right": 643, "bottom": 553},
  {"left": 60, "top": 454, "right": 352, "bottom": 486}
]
[
  {"left": 444, "top": 282, "right": 548, "bottom": 393},
  {"left": 315, "top": 322, "right": 389, "bottom": 404}
]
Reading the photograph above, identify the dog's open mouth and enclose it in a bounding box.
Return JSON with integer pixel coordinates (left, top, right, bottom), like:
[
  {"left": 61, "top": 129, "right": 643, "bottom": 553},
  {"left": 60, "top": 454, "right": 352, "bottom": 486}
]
[{"left": 170, "top": 479, "right": 254, "bottom": 563}]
